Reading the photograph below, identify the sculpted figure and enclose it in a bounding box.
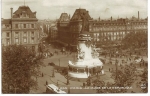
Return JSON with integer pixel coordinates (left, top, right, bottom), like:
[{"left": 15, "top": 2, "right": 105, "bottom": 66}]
[{"left": 80, "top": 12, "right": 89, "bottom": 33}]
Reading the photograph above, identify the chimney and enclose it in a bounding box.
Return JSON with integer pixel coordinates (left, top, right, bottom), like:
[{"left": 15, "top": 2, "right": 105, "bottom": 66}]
[
  {"left": 34, "top": 11, "right": 37, "bottom": 17},
  {"left": 87, "top": 11, "right": 89, "bottom": 14},
  {"left": 138, "top": 11, "right": 139, "bottom": 20},
  {"left": 111, "top": 16, "right": 112, "bottom": 21},
  {"left": 69, "top": 14, "right": 70, "bottom": 20},
  {"left": 10, "top": 8, "right": 13, "bottom": 18}
]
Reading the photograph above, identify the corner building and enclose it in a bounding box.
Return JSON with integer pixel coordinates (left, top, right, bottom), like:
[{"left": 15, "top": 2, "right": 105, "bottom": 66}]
[{"left": 2, "top": 6, "right": 40, "bottom": 51}]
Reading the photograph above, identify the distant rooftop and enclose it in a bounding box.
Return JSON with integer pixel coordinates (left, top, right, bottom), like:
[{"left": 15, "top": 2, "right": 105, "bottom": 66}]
[{"left": 58, "top": 13, "right": 70, "bottom": 22}]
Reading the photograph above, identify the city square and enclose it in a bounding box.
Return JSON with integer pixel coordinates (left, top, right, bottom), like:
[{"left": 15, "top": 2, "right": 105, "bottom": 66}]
[
  {"left": 1, "top": 0, "right": 148, "bottom": 94},
  {"left": 29, "top": 43, "right": 147, "bottom": 93}
]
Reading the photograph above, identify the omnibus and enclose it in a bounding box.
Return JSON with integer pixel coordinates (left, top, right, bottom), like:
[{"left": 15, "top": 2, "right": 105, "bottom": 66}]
[{"left": 46, "top": 84, "right": 66, "bottom": 94}]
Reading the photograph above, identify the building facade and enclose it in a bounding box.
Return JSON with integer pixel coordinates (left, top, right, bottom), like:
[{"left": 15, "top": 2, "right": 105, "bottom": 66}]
[
  {"left": 2, "top": 6, "right": 40, "bottom": 51},
  {"left": 57, "top": 9, "right": 148, "bottom": 50},
  {"left": 49, "top": 26, "right": 58, "bottom": 42}
]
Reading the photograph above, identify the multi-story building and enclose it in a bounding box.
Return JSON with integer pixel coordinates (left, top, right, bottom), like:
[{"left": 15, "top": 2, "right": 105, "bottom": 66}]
[
  {"left": 57, "top": 9, "right": 148, "bottom": 51},
  {"left": 57, "top": 9, "right": 93, "bottom": 50},
  {"left": 2, "top": 5, "right": 40, "bottom": 51},
  {"left": 90, "top": 16, "right": 148, "bottom": 46},
  {"left": 49, "top": 26, "right": 58, "bottom": 42},
  {"left": 1, "top": 18, "right": 11, "bottom": 46},
  {"left": 57, "top": 13, "right": 70, "bottom": 46}
]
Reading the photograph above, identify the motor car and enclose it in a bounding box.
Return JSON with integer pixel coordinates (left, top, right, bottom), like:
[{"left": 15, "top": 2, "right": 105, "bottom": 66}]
[{"left": 48, "top": 62, "right": 55, "bottom": 66}]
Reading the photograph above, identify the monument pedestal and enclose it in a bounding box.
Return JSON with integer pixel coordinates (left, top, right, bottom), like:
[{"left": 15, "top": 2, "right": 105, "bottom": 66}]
[{"left": 68, "top": 32, "right": 104, "bottom": 79}]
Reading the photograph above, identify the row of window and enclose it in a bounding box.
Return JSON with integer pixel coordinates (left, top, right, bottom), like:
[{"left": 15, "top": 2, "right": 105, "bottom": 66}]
[
  {"left": 6, "top": 32, "right": 35, "bottom": 37},
  {"left": 2, "top": 24, "right": 11, "bottom": 29},
  {"left": 93, "top": 32, "right": 126, "bottom": 36},
  {"left": 93, "top": 36, "right": 123, "bottom": 41},
  {"left": 15, "top": 32, "right": 34, "bottom": 37},
  {"left": 92, "top": 22, "right": 147, "bottom": 26},
  {"left": 15, "top": 24, "right": 35, "bottom": 29},
  {"left": 92, "top": 23, "right": 126, "bottom": 26},
  {"left": 91, "top": 25, "right": 147, "bottom": 31},
  {"left": 69, "top": 25, "right": 147, "bottom": 32},
  {"left": 15, "top": 37, "right": 34, "bottom": 43},
  {"left": 6, "top": 37, "right": 35, "bottom": 45}
]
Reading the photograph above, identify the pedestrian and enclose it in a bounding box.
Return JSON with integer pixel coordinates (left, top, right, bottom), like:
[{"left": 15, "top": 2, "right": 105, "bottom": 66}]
[
  {"left": 46, "top": 81, "right": 48, "bottom": 85},
  {"left": 83, "top": 83, "right": 85, "bottom": 87},
  {"left": 57, "top": 80, "right": 59, "bottom": 86},
  {"left": 109, "top": 68, "right": 110, "bottom": 72},
  {"left": 68, "top": 87, "right": 70, "bottom": 94},
  {"left": 122, "top": 60, "right": 123, "bottom": 63},
  {"left": 140, "top": 63, "right": 141, "bottom": 67},
  {"left": 42, "top": 73, "right": 44, "bottom": 77},
  {"left": 93, "top": 83, "right": 95, "bottom": 87}
]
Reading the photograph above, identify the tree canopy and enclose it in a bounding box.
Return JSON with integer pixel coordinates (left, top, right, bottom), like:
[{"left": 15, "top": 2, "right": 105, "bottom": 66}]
[
  {"left": 2, "top": 45, "right": 44, "bottom": 93},
  {"left": 122, "top": 32, "right": 147, "bottom": 49},
  {"left": 94, "top": 64, "right": 137, "bottom": 93},
  {"left": 140, "top": 68, "right": 148, "bottom": 93}
]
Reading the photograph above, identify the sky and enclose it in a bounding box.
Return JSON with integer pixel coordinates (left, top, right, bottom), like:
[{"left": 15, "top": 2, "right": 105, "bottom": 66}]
[{"left": 1, "top": 0, "right": 148, "bottom": 20}]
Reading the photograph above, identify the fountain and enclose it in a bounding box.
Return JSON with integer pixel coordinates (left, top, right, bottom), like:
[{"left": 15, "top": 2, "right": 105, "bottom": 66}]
[{"left": 68, "top": 12, "right": 104, "bottom": 78}]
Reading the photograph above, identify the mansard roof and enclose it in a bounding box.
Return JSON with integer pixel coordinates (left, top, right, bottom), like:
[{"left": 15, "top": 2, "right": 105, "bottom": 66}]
[
  {"left": 58, "top": 13, "right": 70, "bottom": 22},
  {"left": 70, "top": 9, "right": 92, "bottom": 21},
  {"left": 13, "top": 6, "right": 36, "bottom": 18}
]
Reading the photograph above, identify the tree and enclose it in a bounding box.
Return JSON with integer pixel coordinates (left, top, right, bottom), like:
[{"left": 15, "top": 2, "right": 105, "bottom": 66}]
[
  {"left": 110, "top": 64, "right": 137, "bottom": 93},
  {"left": 86, "top": 76, "right": 91, "bottom": 86},
  {"left": 38, "top": 43, "right": 45, "bottom": 57},
  {"left": 140, "top": 68, "right": 148, "bottom": 93},
  {"left": 122, "top": 32, "right": 147, "bottom": 49},
  {"left": 93, "top": 64, "right": 137, "bottom": 93},
  {"left": 92, "top": 79, "right": 105, "bottom": 93},
  {"left": 2, "top": 45, "right": 44, "bottom": 93}
]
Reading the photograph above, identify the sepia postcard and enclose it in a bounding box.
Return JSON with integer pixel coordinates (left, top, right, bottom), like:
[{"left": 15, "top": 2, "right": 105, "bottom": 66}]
[{"left": 1, "top": 0, "right": 148, "bottom": 94}]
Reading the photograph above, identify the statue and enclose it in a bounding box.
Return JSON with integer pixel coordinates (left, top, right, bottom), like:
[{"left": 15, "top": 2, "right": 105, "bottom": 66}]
[
  {"left": 80, "top": 12, "right": 89, "bottom": 33},
  {"left": 68, "top": 10, "right": 104, "bottom": 79},
  {"left": 77, "top": 45, "right": 85, "bottom": 60}
]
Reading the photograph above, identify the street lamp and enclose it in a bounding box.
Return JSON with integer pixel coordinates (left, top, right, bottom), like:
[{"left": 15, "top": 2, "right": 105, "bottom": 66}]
[
  {"left": 67, "top": 67, "right": 70, "bottom": 85},
  {"left": 67, "top": 75, "right": 70, "bottom": 85}
]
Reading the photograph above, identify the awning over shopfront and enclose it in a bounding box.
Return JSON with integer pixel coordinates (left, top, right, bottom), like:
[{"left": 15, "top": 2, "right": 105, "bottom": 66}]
[{"left": 56, "top": 40, "right": 68, "bottom": 46}]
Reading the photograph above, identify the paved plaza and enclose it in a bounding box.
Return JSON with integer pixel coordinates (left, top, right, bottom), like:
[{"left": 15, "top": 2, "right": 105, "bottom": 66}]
[{"left": 30, "top": 45, "right": 147, "bottom": 93}]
